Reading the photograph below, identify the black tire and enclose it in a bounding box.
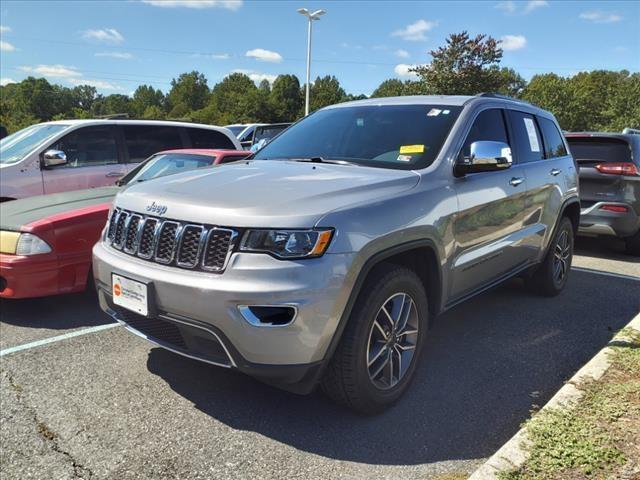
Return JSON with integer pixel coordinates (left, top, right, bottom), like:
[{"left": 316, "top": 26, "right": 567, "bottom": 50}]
[
  {"left": 527, "top": 217, "right": 574, "bottom": 297},
  {"left": 321, "top": 264, "right": 428, "bottom": 414},
  {"left": 625, "top": 231, "right": 640, "bottom": 257}
]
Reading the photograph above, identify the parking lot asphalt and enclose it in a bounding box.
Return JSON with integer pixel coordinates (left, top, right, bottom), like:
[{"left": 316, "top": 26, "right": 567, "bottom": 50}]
[{"left": 1, "top": 237, "right": 639, "bottom": 480}]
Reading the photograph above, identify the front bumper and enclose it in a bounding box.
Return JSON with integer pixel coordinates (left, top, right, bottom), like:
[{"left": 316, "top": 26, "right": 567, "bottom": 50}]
[
  {"left": 0, "top": 251, "right": 90, "bottom": 299},
  {"left": 579, "top": 202, "right": 640, "bottom": 238},
  {"left": 92, "top": 242, "right": 355, "bottom": 389}
]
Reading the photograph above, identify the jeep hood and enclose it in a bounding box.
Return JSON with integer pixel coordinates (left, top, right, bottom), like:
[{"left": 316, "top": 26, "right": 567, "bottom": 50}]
[{"left": 115, "top": 160, "right": 420, "bottom": 228}]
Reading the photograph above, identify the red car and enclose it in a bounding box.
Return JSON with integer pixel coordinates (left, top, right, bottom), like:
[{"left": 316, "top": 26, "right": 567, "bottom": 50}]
[{"left": 0, "top": 149, "right": 249, "bottom": 299}]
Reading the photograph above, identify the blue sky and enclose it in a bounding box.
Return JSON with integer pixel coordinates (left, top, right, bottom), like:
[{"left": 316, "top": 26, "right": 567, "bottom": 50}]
[{"left": 0, "top": 0, "right": 638, "bottom": 96}]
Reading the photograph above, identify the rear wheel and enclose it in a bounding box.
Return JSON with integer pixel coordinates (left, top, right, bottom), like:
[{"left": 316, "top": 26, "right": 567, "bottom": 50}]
[
  {"left": 625, "top": 231, "right": 640, "bottom": 257},
  {"left": 527, "top": 217, "right": 574, "bottom": 296},
  {"left": 321, "top": 265, "right": 428, "bottom": 414}
]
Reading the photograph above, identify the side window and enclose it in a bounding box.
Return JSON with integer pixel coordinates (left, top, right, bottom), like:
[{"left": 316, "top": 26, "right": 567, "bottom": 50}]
[
  {"left": 53, "top": 126, "right": 118, "bottom": 167},
  {"left": 506, "top": 110, "right": 544, "bottom": 163},
  {"left": 219, "top": 155, "right": 247, "bottom": 164},
  {"left": 537, "top": 116, "right": 567, "bottom": 158},
  {"left": 461, "top": 109, "right": 509, "bottom": 158},
  {"left": 188, "top": 128, "right": 235, "bottom": 149},
  {"left": 123, "top": 125, "right": 184, "bottom": 163}
]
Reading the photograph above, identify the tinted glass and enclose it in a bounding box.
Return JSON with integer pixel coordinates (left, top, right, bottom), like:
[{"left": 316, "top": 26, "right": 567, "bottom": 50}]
[
  {"left": 188, "top": 128, "right": 235, "bottom": 149},
  {"left": 507, "top": 110, "right": 544, "bottom": 163},
  {"left": 218, "top": 154, "right": 248, "bottom": 164},
  {"left": 123, "top": 125, "right": 184, "bottom": 163},
  {"left": 53, "top": 126, "right": 118, "bottom": 167},
  {"left": 0, "top": 124, "right": 69, "bottom": 164},
  {"left": 461, "top": 109, "right": 509, "bottom": 158},
  {"left": 538, "top": 117, "right": 567, "bottom": 158},
  {"left": 123, "top": 153, "right": 214, "bottom": 184},
  {"left": 566, "top": 138, "right": 632, "bottom": 163},
  {"left": 254, "top": 105, "right": 462, "bottom": 170},
  {"left": 225, "top": 126, "right": 245, "bottom": 136}
]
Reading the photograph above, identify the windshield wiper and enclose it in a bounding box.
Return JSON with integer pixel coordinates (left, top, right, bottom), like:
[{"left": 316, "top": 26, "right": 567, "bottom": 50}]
[{"left": 291, "top": 157, "right": 360, "bottom": 166}]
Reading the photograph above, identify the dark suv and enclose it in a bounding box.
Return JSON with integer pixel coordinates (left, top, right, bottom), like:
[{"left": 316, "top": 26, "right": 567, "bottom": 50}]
[{"left": 565, "top": 132, "right": 640, "bottom": 255}]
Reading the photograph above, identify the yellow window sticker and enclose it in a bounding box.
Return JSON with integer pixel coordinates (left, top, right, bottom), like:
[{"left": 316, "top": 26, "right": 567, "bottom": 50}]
[{"left": 399, "top": 145, "right": 425, "bottom": 154}]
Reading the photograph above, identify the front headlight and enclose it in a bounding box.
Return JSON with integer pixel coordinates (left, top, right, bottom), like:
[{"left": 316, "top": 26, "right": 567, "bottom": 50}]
[
  {"left": 240, "top": 229, "right": 333, "bottom": 259},
  {"left": 15, "top": 233, "right": 52, "bottom": 255}
]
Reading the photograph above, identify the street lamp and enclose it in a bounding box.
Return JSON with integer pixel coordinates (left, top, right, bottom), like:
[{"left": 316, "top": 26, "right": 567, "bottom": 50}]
[{"left": 297, "top": 7, "right": 326, "bottom": 116}]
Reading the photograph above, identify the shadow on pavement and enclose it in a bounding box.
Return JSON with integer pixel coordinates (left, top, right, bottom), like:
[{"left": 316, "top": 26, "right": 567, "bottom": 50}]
[
  {"left": 146, "top": 270, "right": 640, "bottom": 466},
  {"left": 575, "top": 236, "right": 639, "bottom": 263},
  {"left": 0, "top": 292, "right": 109, "bottom": 330}
]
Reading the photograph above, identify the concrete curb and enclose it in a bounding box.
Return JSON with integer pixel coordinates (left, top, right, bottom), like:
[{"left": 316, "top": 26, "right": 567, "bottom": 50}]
[{"left": 469, "top": 311, "right": 640, "bottom": 480}]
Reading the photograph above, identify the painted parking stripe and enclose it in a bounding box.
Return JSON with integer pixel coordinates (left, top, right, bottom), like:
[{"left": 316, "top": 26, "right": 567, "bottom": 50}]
[
  {"left": 572, "top": 266, "right": 640, "bottom": 282},
  {"left": 0, "top": 323, "right": 119, "bottom": 357}
]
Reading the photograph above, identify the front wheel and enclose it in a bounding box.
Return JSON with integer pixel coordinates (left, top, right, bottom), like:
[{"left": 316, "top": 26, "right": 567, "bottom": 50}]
[
  {"left": 527, "top": 217, "right": 574, "bottom": 296},
  {"left": 321, "top": 265, "right": 428, "bottom": 414}
]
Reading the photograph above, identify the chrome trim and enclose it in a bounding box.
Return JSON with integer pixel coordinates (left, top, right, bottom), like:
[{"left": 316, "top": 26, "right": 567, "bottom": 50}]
[
  {"left": 112, "top": 210, "right": 129, "bottom": 249},
  {"left": 104, "top": 306, "right": 236, "bottom": 368},
  {"left": 176, "top": 224, "right": 206, "bottom": 268},
  {"left": 154, "top": 221, "right": 180, "bottom": 264},
  {"left": 237, "top": 304, "right": 298, "bottom": 328},
  {"left": 136, "top": 217, "right": 158, "bottom": 260},
  {"left": 123, "top": 214, "right": 142, "bottom": 255},
  {"left": 201, "top": 228, "right": 238, "bottom": 272}
]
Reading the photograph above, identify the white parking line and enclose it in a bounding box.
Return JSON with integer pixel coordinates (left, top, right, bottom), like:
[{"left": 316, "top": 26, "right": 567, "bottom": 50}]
[
  {"left": 572, "top": 266, "right": 640, "bottom": 282},
  {"left": 0, "top": 323, "right": 119, "bottom": 357}
]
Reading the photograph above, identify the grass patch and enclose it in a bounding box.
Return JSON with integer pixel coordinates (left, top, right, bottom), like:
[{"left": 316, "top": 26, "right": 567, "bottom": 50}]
[{"left": 499, "top": 330, "right": 640, "bottom": 480}]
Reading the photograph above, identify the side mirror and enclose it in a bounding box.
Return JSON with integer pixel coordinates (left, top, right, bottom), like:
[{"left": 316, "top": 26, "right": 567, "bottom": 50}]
[
  {"left": 455, "top": 141, "right": 512, "bottom": 176},
  {"left": 42, "top": 150, "right": 68, "bottom": 167}
]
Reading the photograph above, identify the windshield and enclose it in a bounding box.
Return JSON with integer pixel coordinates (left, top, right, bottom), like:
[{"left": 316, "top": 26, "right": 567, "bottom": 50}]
[
  {"left": 253, "top": 105, "right": 462, "bottom": 170},
  {"left": 225, "top": 126, "right": 246, "bottom": 137},
  {"left": 0, "top": 124, "right": 69, "bottom": 165},
  {"left": 121, "top": 152, "right": 215, "bottom": 185}
]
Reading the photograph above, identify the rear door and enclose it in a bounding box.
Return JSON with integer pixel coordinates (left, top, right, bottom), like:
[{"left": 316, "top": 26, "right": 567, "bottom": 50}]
[
  {"left": 451, "top": 108, "right": 531, "bottom": 300},
  {"left": 506, "top": 111, "right": 570, "bottom": 255},
  {"left": 566, "top": 136, "right": 633, "bottom": 209},
  {"left": 42, "top": 125, "right": 125, "bottom": 194},
  {"left": 121, "top": 125, "right": 186, "bottom": 172}
]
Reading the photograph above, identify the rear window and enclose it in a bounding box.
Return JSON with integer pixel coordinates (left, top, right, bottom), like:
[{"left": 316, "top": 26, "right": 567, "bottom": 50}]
[
  {"left": 187, "top": 128, "right": 235, "bottom": 149},
  {"left": 123, "top": 153, "right": 213, "bottom": 184},
  {"left": 537, "top": 117, "right": 567, "bottom": 159},
  {"left": 566, "top": 137, "right": 632, "bottom": 163},
  {"left": 123, "top": 125, "right": 184, "bottom": 163}
]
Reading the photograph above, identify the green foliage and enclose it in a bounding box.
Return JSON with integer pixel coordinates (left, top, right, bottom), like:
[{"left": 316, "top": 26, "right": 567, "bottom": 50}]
[
  {"left": 309, "top": 75, "right": 346, "bottom": 113},
  {"left": 167, "top": 71, "right": 209, "bottom": 113},
  {"left": 371, "top": 78, "right": 425, "bottom": 97},
  {"left": 412, "top": 31, "right": 505, "bottom": 95},
  {"left": 132, "top": 85, "right": 166, "bottom": 118},
  {"left": 269, "top": 74, "right": 302, "bottom": 122}
]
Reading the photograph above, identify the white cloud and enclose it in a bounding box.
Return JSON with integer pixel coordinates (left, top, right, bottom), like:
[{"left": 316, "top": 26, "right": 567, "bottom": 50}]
[
  {"left": 496, "top": 1, "right": 548, "bottom": 15},
  {"left": 95, "top": 52, "right": 134, "bottom": 59},
  {"left": 19, "top": 64, "right": 82, "bottom": 78},
  {"left": 391, "top": 19, "right": 436, "bottom": 41},
  {"left": 82, "top": 28, "right": 124, "bottom": 44},
  {"left": 231, "top": 69, "right": 277, "bottom": 84},
  {"left": 142, "top": 0, "right": 242, "bottom": 10},
  {"left": 0, "top": 40, "right": 15, "bottom": 52},
  {"left": 394, "top": 64, "right": 419, "bottom": 78},
  {"left": 579, "top": 11, "right": 622, "bottom": 23},
  {"left": 0, "top": 25, "right": 11, "bottom": 34},
  {"left": 245, "top": 48, "right": 283, "bottom": 63},
  {"left": 68, "top": 78, "right": 123, "bottom": 90},
  {"left": 0, "top": 77, "right": 16, "bottom": 86},
  {"left": 191, "top": 52, "right": 230, "bottom": 60},
  {"left": 395, "top": 49, "right": 409, "bottom": 58},
  {"left": 500, "top": 35, "right": 527, "bottom": 51}
]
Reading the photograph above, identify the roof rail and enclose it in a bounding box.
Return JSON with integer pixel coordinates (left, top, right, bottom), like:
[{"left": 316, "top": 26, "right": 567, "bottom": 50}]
[
  {"left": 96, "top": 113, "right": 129, "bottom": 120},
  {"left": 475, "top": 92, "right": 531, "bottom": 104},
  {"left": 622, "top": 127, "right": 640, "bottom": 135}
]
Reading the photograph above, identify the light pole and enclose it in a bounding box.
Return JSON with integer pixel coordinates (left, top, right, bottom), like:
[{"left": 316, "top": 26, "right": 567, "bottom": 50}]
[{"left": 297, "top": 8, "right": 326, "bottom": 116}]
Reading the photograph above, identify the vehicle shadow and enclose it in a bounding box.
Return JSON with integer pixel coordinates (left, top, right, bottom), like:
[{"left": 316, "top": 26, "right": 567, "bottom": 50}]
[
  {"left": 146, "top": 270, "right": 640, "bottom": 466},
  {"left": 0, "top": 292, "right": 110, "bottom": 329},
  {"left": 575, "top": 235, "right": 639, "bottom": 262}
]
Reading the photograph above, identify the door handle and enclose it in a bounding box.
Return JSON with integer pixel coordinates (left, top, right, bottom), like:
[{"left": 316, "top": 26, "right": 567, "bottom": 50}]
[
  {"left": 550, "top": 168, "right": 562, "bottom": 176},
  {"left": 106, "top": 171, "right": 124, "bottom": 178},
  {"left": 509, "top": 177, "right": 524, "bottom": 187}
]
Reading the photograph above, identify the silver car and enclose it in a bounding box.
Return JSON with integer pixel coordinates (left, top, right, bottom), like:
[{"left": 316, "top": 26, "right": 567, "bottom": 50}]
[{"left": 93, "top": 94, "right": 579, "bottom": 413}]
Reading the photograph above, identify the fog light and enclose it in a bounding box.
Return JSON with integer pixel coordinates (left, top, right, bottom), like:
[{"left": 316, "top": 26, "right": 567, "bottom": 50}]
[{"left": 238, "top": 305, "right": 297, "bottom": 327}]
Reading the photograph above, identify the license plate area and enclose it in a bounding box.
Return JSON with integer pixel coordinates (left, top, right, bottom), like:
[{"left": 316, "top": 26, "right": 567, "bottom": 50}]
[{"left": 112, "top": 273, "right": 149, "bottom": 317}]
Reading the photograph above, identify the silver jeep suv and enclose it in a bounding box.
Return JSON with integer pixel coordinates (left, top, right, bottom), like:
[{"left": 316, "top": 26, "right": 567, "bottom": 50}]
[{"left": 93, "top": 94, "right": 579, "bottom": 413}]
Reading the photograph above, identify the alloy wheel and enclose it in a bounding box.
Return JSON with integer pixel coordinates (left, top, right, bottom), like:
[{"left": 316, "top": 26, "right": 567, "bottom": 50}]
[
  {"left": 366, "top": 292, "right": 419, "bottom": 390},
  {"left": 553, "top": 229, "right": 571, "bottom": 284}
]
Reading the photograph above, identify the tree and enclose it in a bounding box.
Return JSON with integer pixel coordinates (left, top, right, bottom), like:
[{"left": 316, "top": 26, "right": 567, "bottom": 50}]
[
  {"left": 193, "top": 73, "right": 261, "bottom": 125},
  {"left": 72, "top": 85, "right": 98, "bottom": 111},
  {"left": 309, "top": 75, "right": 346, "bottom": 113},
  {"left": 497, "top": 68, "right": 527, "bottom": 97},
  {"left": 411, "top": 31, "right": 504, "bottom": 95},
  {"left": 167, "top": 71, "right": 209, "bottom": 115},
  {"left": 269, "top": 74, "right": 302, "bottom": 122},
  {"left": 132, "top": 85, "right": 165, "bottom": 118},
  {"left": 371, "top": 79, "right": 425, "bottom": 97},
  {"left": 92, "top": 94, "right": 134, "bottom": 117}
]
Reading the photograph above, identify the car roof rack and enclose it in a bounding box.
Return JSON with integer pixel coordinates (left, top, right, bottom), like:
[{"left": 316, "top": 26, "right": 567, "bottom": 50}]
[
  {"left": 96, "top": 113, "right": 130, "bottom": 120},
  {"left": 622, "top": 127, "right": 640, "bottom": 135},
  {"left": 475, "top": 92, "right": 531, "bottom": 104}
]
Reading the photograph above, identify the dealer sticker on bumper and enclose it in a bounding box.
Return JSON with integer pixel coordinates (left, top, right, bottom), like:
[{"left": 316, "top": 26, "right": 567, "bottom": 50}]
[{"left": 112, "top": 274, "right": 148, "bottom": 316}]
